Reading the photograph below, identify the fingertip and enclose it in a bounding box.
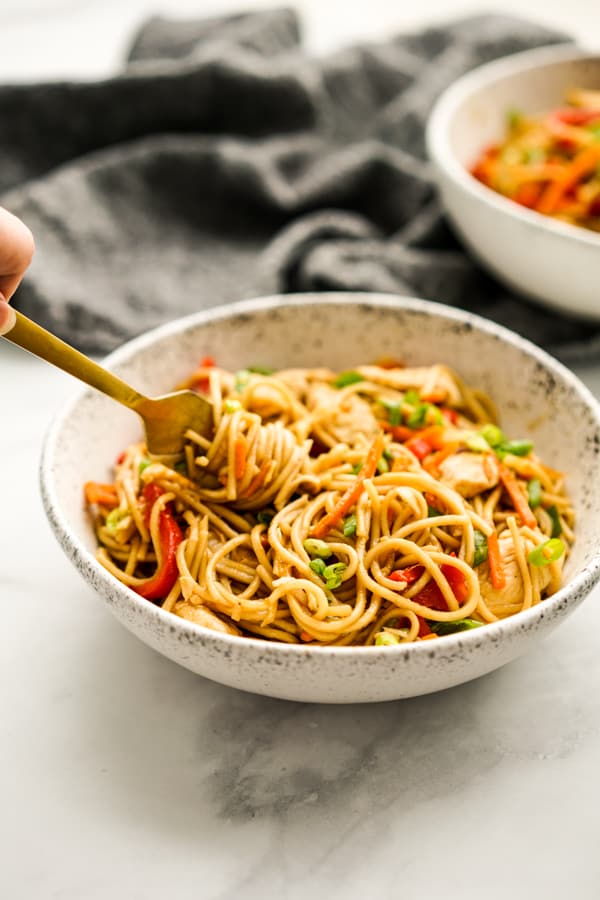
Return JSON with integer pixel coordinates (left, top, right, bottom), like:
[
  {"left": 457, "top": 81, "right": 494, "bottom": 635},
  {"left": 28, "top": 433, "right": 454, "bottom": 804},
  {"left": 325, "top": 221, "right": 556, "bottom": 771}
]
[
  {"left": 0, "top": 207, "right": 35, "bottom": 299},
  {"left": 0, "top": 296, "right": 16, "bottom": 336}
]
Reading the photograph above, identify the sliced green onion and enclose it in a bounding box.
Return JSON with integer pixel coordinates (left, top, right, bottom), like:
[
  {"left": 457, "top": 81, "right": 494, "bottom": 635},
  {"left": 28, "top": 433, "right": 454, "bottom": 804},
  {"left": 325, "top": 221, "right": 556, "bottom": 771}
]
[
  {"left": 382, "top": 447, "right": 394, "bottom": 461},
  {"left": 527, "top": 478, "right": 542, "bottom": 509},
  {"left": 428, "top": 506, "right": 442, "bottom": 518},
  {"left": 430, "top": 618, "right": 484, "bottom": 636},
  {"left": 464, "top": 432, "right": 490, "bottom": 453},
  {"left": 343, "top": 514, "right": 357, "bottom": 537},
  {"left": 256, "top": 509, "right": 274, "bottom": 525},
  {"left": 377, "top": 456, "right": 390, "bottom": 474},
  {"left": 404, "top": 389, "right": 420, "bottom": 406},
  {"left": 303, "top": 538, "right": 333, "bottom": 559},
  {"left": 323, "top": 561, "right": 347, "bottom": 590},
  {"left": 547, "top": 505, "right": 562, "bottom": 538},
  {"left": 247, "top": 365, "right": 275, "bottom": 375},
  {"left": 139, "top": 458, "right": 151, "bottom": 475},
  {"left": 174, "top": 460, "right": 187, "bottom": 475},
  {"left": 406, "top": 404, "right": 428, "bottom": 428},
  {"left": 407, "top": 402, "right": 442, "bottom": 429},
  {"left": 379, "top": 398, "right": 402, "bottom": 426},
  {"left": 523, "top": 147, "right": 547, "bottom": 164},
  {"left": 507, "top": 107, "right": 523, "bottom": 129},
  {"left": 495, "top": 439, "right": 533, "bottom": 459},
  {"left": 375, "top": 632, "right": 400, "bottom": 646},
  {"left": 480, "top": 424, "right": 504, "bottom": 447},
  {"left": 473, "top": 530, "right": 488, "bottom": 566},
  {"left": 588, "top": 122, "right": 600, "bottom": 140},
  {"left": 105, "top": 508, "right": 128, "bottom": 533},
  {"left": 309, "top": 558, "right": 326, "bottom": 576},
  {"left": 333, "top": 371, "right": 364, "bottom": 389},
  {"left": 223, "top": 398, "right": 242, "bottom": 413},
  {"left": 527, "top": 538, "right": 565, "bottom": 567},
  {"left": 351, "top": 462, "right": 363, "bottom": 475},
  {"left": 428, "top": 405, "right": 444, "bottom": 425},
  {"left": 234, "top": 369, "right": 251, "bottom": 392}
]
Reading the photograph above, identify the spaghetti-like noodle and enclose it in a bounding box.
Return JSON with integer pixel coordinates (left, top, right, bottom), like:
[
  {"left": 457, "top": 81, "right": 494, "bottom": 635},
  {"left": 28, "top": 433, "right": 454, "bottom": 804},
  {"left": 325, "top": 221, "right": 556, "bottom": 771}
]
[{"left": 85, "top": 359, "right": 574, "bottom": 646}]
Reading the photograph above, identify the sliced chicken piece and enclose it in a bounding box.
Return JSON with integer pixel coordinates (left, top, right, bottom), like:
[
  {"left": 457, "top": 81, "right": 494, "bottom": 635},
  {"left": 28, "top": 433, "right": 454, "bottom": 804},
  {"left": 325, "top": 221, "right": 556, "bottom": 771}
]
[
  {"left": 308, "top": 383, "right": 378, "bottom": 447},
  {"left": 174, "top": 601, "right": 242, "bottom": 635},
  {"left": 479, "top": 535, "right": 551, "bottom": 609},
  {"left": 438, "top": 451, "right": 500, "bottom": 499},
  {"left": 356, "top": 365, "right": 463, "bottom": 406}
]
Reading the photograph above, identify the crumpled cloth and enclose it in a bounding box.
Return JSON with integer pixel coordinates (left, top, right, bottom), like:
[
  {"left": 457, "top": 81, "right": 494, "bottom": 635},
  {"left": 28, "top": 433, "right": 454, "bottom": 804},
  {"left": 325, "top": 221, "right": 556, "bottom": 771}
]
[{"left": 5, "top": 8, "right": 593, "bottom": 363}]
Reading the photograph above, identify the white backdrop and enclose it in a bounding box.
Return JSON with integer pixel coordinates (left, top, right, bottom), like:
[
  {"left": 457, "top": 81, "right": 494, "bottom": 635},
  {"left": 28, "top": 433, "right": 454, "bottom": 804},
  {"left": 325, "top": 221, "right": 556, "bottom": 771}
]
[{"left": 0, "top": 0, "right": 597, "bottom": 82}]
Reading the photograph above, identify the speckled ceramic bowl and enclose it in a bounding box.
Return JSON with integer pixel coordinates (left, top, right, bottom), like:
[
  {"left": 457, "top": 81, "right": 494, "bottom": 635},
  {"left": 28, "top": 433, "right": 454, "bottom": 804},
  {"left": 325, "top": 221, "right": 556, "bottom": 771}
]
[
  {"left": 427, "top": 46, "right": 600, "bottom": 319},
  {"left": 40, "top": 294, "right": 600, "bottom": 703}
]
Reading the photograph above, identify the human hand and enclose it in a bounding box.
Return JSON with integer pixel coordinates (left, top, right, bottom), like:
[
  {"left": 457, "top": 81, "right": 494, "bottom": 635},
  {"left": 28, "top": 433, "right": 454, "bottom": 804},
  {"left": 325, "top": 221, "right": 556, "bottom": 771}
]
[{"left": 0, "top": 207, "right": 35, "bottom": 335}]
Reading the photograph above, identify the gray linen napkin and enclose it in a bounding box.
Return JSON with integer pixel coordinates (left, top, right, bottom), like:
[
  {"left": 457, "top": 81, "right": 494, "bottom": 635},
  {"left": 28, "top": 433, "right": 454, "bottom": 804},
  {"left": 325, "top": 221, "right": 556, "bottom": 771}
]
[{"left": 3, "top": 8, "right": 593, "bottom": 363}]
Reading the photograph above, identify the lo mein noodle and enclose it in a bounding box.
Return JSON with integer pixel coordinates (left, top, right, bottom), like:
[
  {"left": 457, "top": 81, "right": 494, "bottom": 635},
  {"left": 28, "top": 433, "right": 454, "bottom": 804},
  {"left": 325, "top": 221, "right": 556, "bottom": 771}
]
[{"left": 85, "top": 358, "right": 573, "bottom": 646}]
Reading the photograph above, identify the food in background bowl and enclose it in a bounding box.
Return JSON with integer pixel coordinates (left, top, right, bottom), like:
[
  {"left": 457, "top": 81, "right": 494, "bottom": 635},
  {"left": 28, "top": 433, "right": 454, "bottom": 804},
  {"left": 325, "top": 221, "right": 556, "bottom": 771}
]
[
  {"left": 426, "top": 46, "right": 600, "bottom": 319},
  {"left": 471, "top": 89, "right": 600, "bottom": 231},
  {"left": 86, "top": 358, "right": 574, "bottom": 647}
]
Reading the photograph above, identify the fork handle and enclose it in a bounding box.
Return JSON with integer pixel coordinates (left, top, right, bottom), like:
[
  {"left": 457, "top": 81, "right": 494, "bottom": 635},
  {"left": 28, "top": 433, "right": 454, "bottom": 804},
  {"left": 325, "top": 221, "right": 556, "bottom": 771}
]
[{"left": 3, "top": 309, "right": 148, "bottom": 410}]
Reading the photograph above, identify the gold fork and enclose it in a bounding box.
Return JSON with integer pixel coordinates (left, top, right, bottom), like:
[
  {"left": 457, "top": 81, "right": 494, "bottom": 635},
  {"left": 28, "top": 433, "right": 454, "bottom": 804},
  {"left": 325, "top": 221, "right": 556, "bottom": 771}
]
[{"left": 3, "top": 310, "right": 213, "bottom": 461}]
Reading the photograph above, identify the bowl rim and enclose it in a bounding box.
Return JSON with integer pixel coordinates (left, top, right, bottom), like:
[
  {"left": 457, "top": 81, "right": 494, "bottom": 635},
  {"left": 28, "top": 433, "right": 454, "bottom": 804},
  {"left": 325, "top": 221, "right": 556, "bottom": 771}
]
[
  {"left": 426, "top": 43, "right": 600, "bottom": 249},
  {"left": 40, "top": 292, "right": 600, "bottom": 661}
]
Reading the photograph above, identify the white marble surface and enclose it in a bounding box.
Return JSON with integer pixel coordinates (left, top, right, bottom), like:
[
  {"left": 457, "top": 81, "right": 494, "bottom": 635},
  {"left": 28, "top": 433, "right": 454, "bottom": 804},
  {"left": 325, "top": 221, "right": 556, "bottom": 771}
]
[{"left": 3, "top": 3, "right": 600, "bottom": 898}]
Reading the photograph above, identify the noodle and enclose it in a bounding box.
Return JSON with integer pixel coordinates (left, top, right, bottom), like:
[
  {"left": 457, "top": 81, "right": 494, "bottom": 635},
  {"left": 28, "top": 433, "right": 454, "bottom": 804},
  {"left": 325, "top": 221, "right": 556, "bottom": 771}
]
[{"left": 84, "top": 360, "right": 574, "bottom": 646}]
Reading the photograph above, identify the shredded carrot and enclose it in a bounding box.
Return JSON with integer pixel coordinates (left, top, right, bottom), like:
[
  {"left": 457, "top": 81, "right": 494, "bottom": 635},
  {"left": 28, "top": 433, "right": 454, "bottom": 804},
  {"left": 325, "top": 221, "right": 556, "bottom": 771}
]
[
  {"left": 487, "top": 530, "right": 506, "bottom": 591},
  {"left": 420, "top": 633, "right": 438, "bottom": 641},
  {"left": 240, "top": 458, "right": 271, "bottom": 498},
  {"left": 311, "top": 432, "right": 384, "bottom": 539},
  {"left": 412, "top": 425, "right": 445, "bottom": 450},
  {"left": 422, "top": 441, "right": 460, "bottom": 474},
  {"left": 234, "top": 435, "right": 247, "bottom": 481},
  {"left": 420, "top": 390, "right": 446, "bottom": 404},
  {"left": 375, "top": 356, "right": 405, "bottom": 369},
  {"left": 514, "top": 182, "right": 543, "bottom": 208},
  {"left": 499, "top": 464, "right": 537, "bottom": 528},
  {"left": 300, "top": 631, "right": 314, "bottom": 642},
  {"left": 84, "top": 482, "right": 119, "bottom": 508},
  {"left": 379, "top": 421, "right": 413, "bottom": 442},
  {"left": 537, "top": 144, "right": 600, "bottom": 214}
]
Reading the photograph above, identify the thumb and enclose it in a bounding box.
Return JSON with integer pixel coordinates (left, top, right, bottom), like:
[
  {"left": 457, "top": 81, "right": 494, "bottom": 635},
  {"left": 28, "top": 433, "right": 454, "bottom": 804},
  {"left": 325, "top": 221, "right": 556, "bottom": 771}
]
[{"left": 0, "top": 294, "right": 16, "bottom": 336}]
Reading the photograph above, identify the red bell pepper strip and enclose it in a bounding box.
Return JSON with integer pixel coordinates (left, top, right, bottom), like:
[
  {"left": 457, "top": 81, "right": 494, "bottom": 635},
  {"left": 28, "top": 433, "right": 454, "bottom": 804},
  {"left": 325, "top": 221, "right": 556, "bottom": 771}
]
[
  {"left": 134, "top": 483, "right": 183, "bottom": 601},
  {"left": 441, "top": 407, "right": 459, "bottom": 425},
  {"left": 390, "top": 561, "right": 468, "bottom": 609},
  {"left": 405, "top": 437, "right": 433, "bottom": 461},
  {"left": 389, "top": 565, "right": 423, "bottom": 585},
  {"left": 441, "top": 563, "right": 469, "bottom": 602},
  {"left": 552, "top": 108, "right": 600, "bottom": 125},
  {"left": 418, "top": 617, "right": 433, "bottom": 637},
  {"left": 193, "top": 355, "right": 216, "bottom": 394}
]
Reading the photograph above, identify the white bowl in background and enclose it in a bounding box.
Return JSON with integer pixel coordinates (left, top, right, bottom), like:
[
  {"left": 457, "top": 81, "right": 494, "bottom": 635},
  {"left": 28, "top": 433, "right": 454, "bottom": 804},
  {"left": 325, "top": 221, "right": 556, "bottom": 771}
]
[
  {"left": 427, "top": 45, "right": 600, "bottom": 320},
  {"left": 40, "top": 294, "right": 600, "bottom": 703}
]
